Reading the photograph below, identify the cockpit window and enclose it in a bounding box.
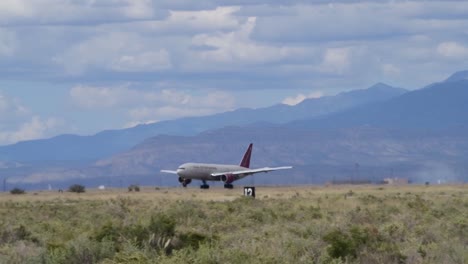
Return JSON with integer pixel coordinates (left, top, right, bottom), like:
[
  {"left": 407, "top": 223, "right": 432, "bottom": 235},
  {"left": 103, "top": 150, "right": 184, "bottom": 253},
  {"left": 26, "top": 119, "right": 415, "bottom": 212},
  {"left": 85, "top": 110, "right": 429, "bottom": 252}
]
[{"left": 178, "top": 167, "right": 185, "bottom": 170}]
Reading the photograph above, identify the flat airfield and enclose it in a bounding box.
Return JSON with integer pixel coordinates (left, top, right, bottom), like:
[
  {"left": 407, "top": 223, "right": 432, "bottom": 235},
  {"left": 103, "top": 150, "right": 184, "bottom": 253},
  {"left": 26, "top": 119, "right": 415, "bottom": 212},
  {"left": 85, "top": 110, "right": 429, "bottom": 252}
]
[{"left": 1, "top": 184, "right": 466, "bottom": 202}]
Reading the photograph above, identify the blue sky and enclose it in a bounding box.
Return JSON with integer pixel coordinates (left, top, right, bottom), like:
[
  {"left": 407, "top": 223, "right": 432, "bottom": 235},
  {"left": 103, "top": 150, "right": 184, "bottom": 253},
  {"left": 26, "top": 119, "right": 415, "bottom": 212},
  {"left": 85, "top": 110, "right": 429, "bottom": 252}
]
[{"left": 1, "top": 0, "right": 468, "bottom": 145}]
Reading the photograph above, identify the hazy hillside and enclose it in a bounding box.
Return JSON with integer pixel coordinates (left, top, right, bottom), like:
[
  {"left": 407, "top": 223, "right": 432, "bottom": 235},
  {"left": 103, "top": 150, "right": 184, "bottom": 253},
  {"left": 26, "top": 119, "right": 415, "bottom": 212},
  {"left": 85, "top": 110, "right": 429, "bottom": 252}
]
[
  {"left": 86, "top": 125, "right": 468, "bottom": 186},
  {"left": 4, "top": 72, "right": 468, "bottom": 188},
  {"left": 81, "top": 77, "right": 468, "bottom": 186},
  {"left": 8, "top": 126, "right": 468, "bottom": 189},
  {"left": 0, "top": 83, "right": 406, "bottom": 162}
]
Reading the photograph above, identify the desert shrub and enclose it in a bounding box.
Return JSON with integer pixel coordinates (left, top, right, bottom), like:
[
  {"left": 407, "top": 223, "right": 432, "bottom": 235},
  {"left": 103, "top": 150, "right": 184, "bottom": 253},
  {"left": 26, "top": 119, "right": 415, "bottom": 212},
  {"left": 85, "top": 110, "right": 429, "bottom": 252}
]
[
  {"left": 0, "top": 241, "right": 44, "bottom": 264},
  {"left": 44, "top": 236, "right": 115, "bottom": 264},
  {"left": 94, "top": 222, "right": 121, "bottom": 244},
  {"left": 128, "top": 185, "right": 140, "bottom": 192},
  {"left": 177, "top": 232, "right": 212, "bottom": 250},
  {"left": 324, "top": 225, "right": 408, "bottom": 263},
  {"left": 147, "top": 214, "right": 176, "bottom": 237},
  {"left": 10, "top": 188, "right": 25, "bottom": 195},
  {"left": 0, "top": 185, "right": 465, "bottom": 263},
  {"left": 124, "top": 224, "right": 148, "bottom": 248},
  {"left": 407, "top": 195, "right": 431, "bottom": 209},
  {"left": 14, "top": 225, "right": 35, "bottom": 242},
  {"left": 0, "top": 225, "right": 39, "bottom": 245},
  {"left": 104, "top": 250, "right": 152, "bottom": 264},
  {"left": 309, "top": 205, "right": 323, "bottom": 219},
  {"left": 68, "top": 184, "right": 85, "bottom": 193},
  {"left": 104, "top": 240, "right": 156, "bottom": 264},
  {"left": 323, "top": 225, "right": 378, "bottom": 260},
  {"left": 359, "top": 194, "right": 382, "bottom": 204},
  {"left": 323, "top": 229, "right": 359, "bottom": 260},
  {"left": 161, "top": 243, "right": 250, "bottom": 264},
  {"left": 94, "top": 214, "right": 177, "bottom": 252}
]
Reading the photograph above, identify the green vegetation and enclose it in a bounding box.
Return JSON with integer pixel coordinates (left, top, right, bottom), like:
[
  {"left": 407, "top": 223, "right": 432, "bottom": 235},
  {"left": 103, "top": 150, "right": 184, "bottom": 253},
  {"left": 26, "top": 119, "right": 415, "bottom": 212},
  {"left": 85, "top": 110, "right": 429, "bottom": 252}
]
[
  {"left": 68, "top": 184, "right": 86, "bottom": 193},
  {"left": 0, "top": 185, "right": 466, "bottom": 263}
]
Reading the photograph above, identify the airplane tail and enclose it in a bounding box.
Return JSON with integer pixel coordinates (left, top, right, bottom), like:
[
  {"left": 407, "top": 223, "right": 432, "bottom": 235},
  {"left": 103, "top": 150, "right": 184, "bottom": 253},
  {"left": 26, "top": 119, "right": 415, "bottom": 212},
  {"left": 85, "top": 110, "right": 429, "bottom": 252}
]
[{"left": 240, "top": 143, "right": 253, "bottom": 168}]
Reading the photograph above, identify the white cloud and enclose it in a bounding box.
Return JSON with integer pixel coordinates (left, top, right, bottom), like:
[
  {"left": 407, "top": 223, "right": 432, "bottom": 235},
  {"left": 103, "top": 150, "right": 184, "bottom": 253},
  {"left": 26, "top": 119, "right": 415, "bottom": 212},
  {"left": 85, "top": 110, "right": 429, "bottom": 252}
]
[
  {"left": 69, "top": 85, "right": 136, "bottom": 108},
  {"left": 2, "top": 1, "right": 465, "bottom": 92},
  {"left": 166, "top": 6, "right": 241, "bottom": 32},
  {"left": 190, "top": 16, "right": 302, "bottom": 66},
  {"left": 56, "top": 32, "right": 173, "bottom": 75},
  {"left": 282, "top": 91, "right": 323, "bottom": 106},
  {"left": 70, "top": 85, "right": 195, "bottom": 109},
  {"left": 437, "top": 42, "right": 468, "bottom": 58},
  {"left": 111, "top": 50, "right": 172, "bottom": 72},
  {"left": 0, "top": 0, "right": 32, "bottom": 19},
  {"left": 69, "top": 85, "right": 236, "bottom": 127},
  {"left": 1, "top": 0, "right": 468, "bottom": 136},
  {"left": 0, "top": 29, "right": 16, "bottom": 57},
  {"left": 0, "top": 116, "right": 63, "bottom": 145},
  {"left": 253, "top": 2, "right": 468, "bottom": 42},
  {"left": 123, "top": 120, "right": 158, "bottom": 129},
  {"left": 382, "top": 64, "right": 401, "bottom": 77},
  {"left": 320, "top": 48, "right": 350, "bottom": 74},
  {"left": 127, "top": 90, "right": 235, "bottom": 120},
  {"left": 0, "top": 91, "right": 29, "bottom": 120},
  {"left": 0, "top": 91, "right": 67, "bottom": 145},
  {"left": 124, "top": 0, "right": 155, "bottom": 19},
  {"left": 0, "top": 0, "right": 159, "bottom": 25}
]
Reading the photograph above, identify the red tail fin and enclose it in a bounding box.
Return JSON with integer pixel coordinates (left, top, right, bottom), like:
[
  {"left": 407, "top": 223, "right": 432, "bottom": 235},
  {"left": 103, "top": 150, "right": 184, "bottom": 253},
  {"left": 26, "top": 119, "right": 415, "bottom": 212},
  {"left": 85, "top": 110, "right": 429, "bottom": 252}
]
[{"left": 240, "top": 143, "right": 253, "bottom": 168}]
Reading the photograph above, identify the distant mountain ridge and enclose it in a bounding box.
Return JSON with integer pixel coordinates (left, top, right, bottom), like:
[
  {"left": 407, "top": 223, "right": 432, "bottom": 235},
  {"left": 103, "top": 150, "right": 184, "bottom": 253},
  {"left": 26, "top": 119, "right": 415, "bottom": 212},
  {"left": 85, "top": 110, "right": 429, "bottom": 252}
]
[
  {"left": 445, "top": 70, "right": 468, "bottom": 82},
  {"left": 0, "top": 83, "right": 406, "bottom": 162},
  {"left": 291, "top": 79, "right": 468, "bottom": 130}
]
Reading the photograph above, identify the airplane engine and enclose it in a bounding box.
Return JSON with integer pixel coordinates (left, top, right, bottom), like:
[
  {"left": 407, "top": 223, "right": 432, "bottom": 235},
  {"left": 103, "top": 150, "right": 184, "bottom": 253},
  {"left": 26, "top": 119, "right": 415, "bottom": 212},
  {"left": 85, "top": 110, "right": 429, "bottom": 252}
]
[
  {"left": 178, "top": 177, "right": 192, "bottom": 185},
  {"left": 221, "top": 174, "right": 236, "bottom": 184}
]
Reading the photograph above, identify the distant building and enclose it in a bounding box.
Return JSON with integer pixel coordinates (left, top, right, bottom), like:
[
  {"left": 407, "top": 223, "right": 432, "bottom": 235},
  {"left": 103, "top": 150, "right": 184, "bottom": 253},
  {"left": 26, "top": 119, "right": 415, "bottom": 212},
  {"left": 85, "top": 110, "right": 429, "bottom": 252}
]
[{"left": 383, "top": 177, "right": 409, "bottom": 185}]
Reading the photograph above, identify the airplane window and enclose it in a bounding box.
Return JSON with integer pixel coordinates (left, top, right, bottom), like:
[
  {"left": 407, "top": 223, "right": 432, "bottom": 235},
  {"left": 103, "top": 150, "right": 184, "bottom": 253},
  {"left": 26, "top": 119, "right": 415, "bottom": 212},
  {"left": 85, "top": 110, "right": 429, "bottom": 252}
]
[{"left": 178, "top": 167, "right": 185, "bottom": 170}]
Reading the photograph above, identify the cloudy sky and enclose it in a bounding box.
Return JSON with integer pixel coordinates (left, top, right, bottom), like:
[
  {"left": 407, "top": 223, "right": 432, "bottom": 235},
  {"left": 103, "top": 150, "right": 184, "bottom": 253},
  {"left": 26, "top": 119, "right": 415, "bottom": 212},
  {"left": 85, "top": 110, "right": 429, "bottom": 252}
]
[{"left": 0, "top": 0, "right": 468, "bottom": 145}]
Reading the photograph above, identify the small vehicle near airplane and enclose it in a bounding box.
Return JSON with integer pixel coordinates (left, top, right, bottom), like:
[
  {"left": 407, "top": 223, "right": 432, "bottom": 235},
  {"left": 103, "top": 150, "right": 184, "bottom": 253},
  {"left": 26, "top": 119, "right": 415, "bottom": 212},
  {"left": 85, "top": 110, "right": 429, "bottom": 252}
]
[{"left": 161, "top": 143, "right": 292, "bottom": 189}]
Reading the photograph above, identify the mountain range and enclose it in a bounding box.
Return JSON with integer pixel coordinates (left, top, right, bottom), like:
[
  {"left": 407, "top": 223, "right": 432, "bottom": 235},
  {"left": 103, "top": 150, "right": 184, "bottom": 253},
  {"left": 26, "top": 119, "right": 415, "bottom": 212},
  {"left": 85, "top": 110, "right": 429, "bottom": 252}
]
[
  {"left": 2, "top": 70, "right": 468, "bottom": 189},
  {"left": 0, "top": 83, "right": 406, "bottom": 162},
  {"left": 291, "top": 79, "right": 468, "bottom": 130}
]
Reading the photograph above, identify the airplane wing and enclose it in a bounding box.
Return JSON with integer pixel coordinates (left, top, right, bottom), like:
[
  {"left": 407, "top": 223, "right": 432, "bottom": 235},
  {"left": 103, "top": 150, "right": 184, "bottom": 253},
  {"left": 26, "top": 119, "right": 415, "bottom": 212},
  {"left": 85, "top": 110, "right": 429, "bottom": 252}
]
[
  {"left": 160, "top": 170, "right": 178, "bottom": 174},
  {"left": 211, "top": 166, "right": 292, "bottom": 177}
]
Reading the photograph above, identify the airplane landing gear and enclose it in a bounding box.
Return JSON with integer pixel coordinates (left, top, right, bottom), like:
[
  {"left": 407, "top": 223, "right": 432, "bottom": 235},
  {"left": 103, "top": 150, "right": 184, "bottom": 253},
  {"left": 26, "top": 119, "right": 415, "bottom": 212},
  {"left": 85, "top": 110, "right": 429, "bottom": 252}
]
[
  {"left": 179, "top": 178, "right": 192, "bottom": 188},
  {"left": 224, "top": 184, "right": 234, "bottom": 189},
  {"left": 200, "top": 180, "right": 210, "bottom": 189}
]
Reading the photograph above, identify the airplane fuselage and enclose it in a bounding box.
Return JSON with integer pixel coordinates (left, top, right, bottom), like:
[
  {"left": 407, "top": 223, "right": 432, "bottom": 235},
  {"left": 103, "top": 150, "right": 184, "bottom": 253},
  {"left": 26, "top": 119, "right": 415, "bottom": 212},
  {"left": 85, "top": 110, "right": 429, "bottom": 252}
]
[
  {"left": 161, "top": 143, "right": 292, "bottom": 189},
  {"left": 176, "top": 162, "right": 247, "bottom": 181}
]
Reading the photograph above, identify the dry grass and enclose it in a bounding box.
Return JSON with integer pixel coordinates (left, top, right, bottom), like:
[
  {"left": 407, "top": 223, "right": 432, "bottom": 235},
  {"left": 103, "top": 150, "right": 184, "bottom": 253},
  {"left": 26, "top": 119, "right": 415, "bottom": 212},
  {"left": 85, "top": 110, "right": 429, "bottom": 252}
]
[{"left": 0, "top": 184, "right": 466, "bottom": 264}]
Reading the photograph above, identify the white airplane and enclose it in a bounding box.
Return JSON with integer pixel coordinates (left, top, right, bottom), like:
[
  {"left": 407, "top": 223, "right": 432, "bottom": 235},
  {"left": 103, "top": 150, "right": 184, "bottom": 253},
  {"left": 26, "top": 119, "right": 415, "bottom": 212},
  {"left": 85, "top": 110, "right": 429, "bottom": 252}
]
[{"left": 161, "top": 143, "right": 292, "bottom": 189}]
